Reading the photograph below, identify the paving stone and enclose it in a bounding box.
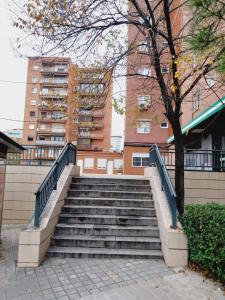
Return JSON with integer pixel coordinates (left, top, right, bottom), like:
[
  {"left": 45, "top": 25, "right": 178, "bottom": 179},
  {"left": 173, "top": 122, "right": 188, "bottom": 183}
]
[{"left": 0, "top": 225, "right": 224, "bottom": 300}]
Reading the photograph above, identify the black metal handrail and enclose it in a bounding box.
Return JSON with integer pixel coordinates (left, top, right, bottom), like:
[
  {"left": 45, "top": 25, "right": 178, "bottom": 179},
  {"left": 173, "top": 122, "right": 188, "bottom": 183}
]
[
  {"left": 159, "top": 148, "right": 225, "bottom": 172},
  {"left": 34, "top": 142, "right": 76, "bottom": 227},
  {"left": 149, "top": 144, "right": 177, "bottom": 229}
]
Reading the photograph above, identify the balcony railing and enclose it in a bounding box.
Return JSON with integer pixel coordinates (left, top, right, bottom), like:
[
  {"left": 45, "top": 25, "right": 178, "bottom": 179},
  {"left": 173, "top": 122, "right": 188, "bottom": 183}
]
[
  {"left": 40, "top": 92, "right": 67, "bottom": 98},
  {"left": 37, "top": 128, "right": 65, "bottom": 133},
  {"left": 41, "top": 68, "right": 68, "bottom": 74},
  {"left": 160, "top": 148, "right": 225, "bottom": 172},
  {"left": 78, "top": 122, "right": 103, "bottom": 128},
  {"left": 77, "top": 144, "right": 103, "bottom": 151},
  {"left": 36, "top": 140, "right": 65, "bottom": 146},
  {"left": 79, "top": 110, "right": 103, "bottom": 117},
  {"left": 40, "top": 79, "right": 68, "bottom": 85},
  {"left": 38, "top": 116, "right": 66, "bottom": 121}
]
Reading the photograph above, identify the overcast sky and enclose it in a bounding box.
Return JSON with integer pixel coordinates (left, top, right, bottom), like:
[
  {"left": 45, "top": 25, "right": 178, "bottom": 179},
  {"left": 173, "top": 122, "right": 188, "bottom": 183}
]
[{"left": 0, "top": 0, "right": 124, "bottom": 137}]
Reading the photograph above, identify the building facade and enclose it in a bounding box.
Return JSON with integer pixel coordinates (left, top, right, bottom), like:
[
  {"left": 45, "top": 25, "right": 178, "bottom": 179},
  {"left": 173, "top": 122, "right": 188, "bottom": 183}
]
[
  {"left": 22, "top": 57, "right": 112, "bottom": 157},
  {"left": 123, "top": 4, "right": 170, "bottom": 175}
]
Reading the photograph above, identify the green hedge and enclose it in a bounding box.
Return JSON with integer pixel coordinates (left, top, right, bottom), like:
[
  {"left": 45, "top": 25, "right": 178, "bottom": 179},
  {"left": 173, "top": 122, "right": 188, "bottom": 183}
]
[{"left": 179, "top": 203, "right": 225, "bottom": 283}]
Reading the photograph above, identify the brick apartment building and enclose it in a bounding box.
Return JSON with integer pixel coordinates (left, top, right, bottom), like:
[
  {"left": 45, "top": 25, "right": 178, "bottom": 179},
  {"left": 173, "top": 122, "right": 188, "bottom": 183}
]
[
  {"left": 23, "top": 57, "right": 112, "bottom": 151},
  {"left": 123, "top": 5, "right": 170, "bottom": 175},
  {"left": 22, "top": 57, "right": 124, "bottom": 174}
]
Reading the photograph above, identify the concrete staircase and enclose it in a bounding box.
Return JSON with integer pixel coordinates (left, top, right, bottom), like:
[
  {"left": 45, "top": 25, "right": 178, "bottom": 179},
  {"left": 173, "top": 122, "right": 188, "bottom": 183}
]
[{"left": 47, "top": 177, "right": 162, "bottom": 259}]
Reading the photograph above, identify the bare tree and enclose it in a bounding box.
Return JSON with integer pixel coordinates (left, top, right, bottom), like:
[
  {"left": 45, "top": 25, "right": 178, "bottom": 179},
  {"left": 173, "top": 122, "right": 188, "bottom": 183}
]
[{"left": 12, "top": 0, "right": 225, "bottom": 214}]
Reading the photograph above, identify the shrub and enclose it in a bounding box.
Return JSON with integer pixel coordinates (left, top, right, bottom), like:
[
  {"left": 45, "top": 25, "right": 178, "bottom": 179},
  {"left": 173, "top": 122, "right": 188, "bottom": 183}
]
[{"left": 179, "top": 203, "right": 225, "bottom": 283}]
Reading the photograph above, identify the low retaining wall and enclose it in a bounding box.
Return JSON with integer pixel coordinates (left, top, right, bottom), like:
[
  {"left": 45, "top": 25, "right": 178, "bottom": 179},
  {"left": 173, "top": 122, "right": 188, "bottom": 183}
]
[
  {"left": 168, "top": 170, "right": 225, "bottom": 205},
  {"left": 17, "top": 164, "right": 80, "bottom": 267},
  {"left": 145, "top": 167, "right": 188, "bottom": 267},
  {"left": 3, "top": 166, "right": 50, "bottom": 224}
]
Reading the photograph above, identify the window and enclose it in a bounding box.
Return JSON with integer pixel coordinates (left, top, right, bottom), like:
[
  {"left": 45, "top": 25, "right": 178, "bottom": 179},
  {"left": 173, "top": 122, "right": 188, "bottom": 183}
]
[
  {"left": 84, "top": 158, "right": 94, "bottom": 169},
  {"left": 50, "top": 136, "right": 64, "bottom": 141},
  {"left": 137, "top": 67, "right": 151, "bottom": 77},
  {"left": 132, "top": 153, "right": 149, "bottom": 167},
  {"left": 41, "top": 88, "right": 48, "bottom": 95},
  {"left": 160, "top": 122, "right": 168, "bottom": 128},
  {"left": 32, "top": 76, "right": 37, "bottom": 83},
  {"left": 32, "top": 87, "right": 37, "bottom": 94},
  {"left": 29, "top": 124, "right": 35, "bottom": 130},
  {"left": 97, "top": 158, "right": 107, "bottom": 169},
  {"left": 29, "top": 111, "right": 35, "bottom": 117},
  {"left": 40, "top": 124, "right": 46, "bottom": 130},
  {"left": 206, "top": 75, "right": 217, "bottom": 88},
  {"left": 114, "top": 159, "right": 123, "bottom": 169},
  {"left": 161, "top": 41, "right": 168, "bottom": 50},
  {"left": 33, "top": 65, "right": 39, "bottom": 70},
  {"left": 53, "top": 77, "right": 67, "bottom": 84},
  {"left": 78, "top": 138, "right": 91, "bottom": 145},
  {"left": 27, "top": 136, "right": 33, "bottom": 141},
  {"left": 193, "top": 89, "right": 200, "bottom": 112},
  {"left": 30, "top": 100, "right": 36, "bottom": 106},
  {"left": 137, "top": 95, "right": 151, "bottom": 106},
  {"left": 55, "top": 65, "right": 67, "bottom": 72},
  {"left": 79, "top": 83, "right": 104, "bottom": 94},
  {"left": 161, "top": 66, "right": 168, "bottom": 74},
  {"left": 138, "top": 42, "right": 149, "bottom": 52},
  {"left": 137, "top": 121, "right": 150, "bottom": 134}
]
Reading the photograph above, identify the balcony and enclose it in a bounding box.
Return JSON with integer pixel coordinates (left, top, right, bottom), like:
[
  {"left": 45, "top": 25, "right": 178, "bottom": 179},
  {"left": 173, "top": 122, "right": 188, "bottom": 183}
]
[
  {"left": 39, "top": 103, "right": 67, "bottom": 111},
  {"left": 77, "top": 144, "right": 91, "bottom": 150},
  {"left": 36, "top": 140, "right": 65, "bottom": 146},
  {"left": 79, "top": 132, "right": 91, "bottom": 138},
  {"left": 40, "top": 92, "right": 67, "bottom": 99},
  {"left": 79, "top": 110, "right": 103, "bottom": 118},
  {"left": 38, "top": 116, "right": 66, "bottom": 123},
  {"left": 77, "top": 144, "right": 103, "bottom": 151},
  {"left": 78, "top": 122, "right": 103, "bottom": 128},
  {"left": 41, "top": 68, "right": 68, "bottom": 75},
  {"left": 40, "top": 79, "right": 68, "bottom": 87},
  {"left": 91, "top": 134, "right": 104, "bottom": 139},
  {"left": 37, "top": 128, "right": 65, "bottom": 134}
]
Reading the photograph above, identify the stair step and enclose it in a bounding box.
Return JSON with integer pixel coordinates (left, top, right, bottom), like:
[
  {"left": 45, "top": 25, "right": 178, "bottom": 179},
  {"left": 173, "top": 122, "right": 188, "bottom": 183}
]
[
  {"left": 68, "top": 190, "right": 152, "bottom": 200},
  {"left": 51, "top": 235, "right": 161, "bottom": 250},
  {"left": 55, "top": 224, "right": 159, "bottom": 237},
  {"left": 47, "top": 246, "right": 163, "bottom": 259},
  {"left": 59, "top": 214, "right": 158, "bottom": 226},
  {"left": 70, "top": 183, "right": 151, "bottom": 192},
  {"left": 65, "top": 197, "right": 154, "bottom": 208},
  {"left": 72, "top": 177, "right": 150, "bottom": 185},
  {"left": 62, "top": 205, "right": 155, "bottom": 217}
]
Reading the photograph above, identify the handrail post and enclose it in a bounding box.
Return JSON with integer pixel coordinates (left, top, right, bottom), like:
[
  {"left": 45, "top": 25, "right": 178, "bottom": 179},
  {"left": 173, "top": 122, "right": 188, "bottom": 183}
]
[
  {"left": 54, "top": 162, "right": 58, "bottom": 190},
  {"left": 34, "top": 192, "right": 40, "bottom": 227},
  {"left": 170, "top": 196, "right": 177, "bottom": 229}
]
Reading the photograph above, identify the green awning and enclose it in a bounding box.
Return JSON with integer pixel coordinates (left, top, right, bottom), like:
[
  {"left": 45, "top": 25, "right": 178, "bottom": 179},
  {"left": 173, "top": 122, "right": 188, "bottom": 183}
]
[{"left": 167, "top": 95, "right": 225, "bottom": 143}]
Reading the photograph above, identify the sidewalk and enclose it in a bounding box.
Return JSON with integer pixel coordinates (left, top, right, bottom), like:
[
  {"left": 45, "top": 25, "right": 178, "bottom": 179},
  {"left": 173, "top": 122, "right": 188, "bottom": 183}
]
[{"left": 0, "top": 225, "right": 224, "bottom": 300}]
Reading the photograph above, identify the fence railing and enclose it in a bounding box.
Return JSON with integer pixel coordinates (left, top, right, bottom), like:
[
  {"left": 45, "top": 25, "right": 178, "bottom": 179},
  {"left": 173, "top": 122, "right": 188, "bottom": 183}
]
[
  {"left": 149, "top": 144, "right": 177, "bottom": 229},
  {"left": 34, "top": 142, "right": 76, "bottom": 227},
  {"left": 7, "top": 146, "right": 64, "bottom": 166},
  {"left": 160, "top": 148, "right": 225, "bottom": 172}
]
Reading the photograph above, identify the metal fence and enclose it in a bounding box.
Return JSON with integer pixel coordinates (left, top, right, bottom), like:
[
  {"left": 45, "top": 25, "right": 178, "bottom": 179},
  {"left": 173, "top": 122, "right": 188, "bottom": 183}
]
[
  {"left": 160, "top": 148, "right": 225, "bottom": 172},
  {"left": 7, "top": 146, "right": 63, "bottom": 166}
]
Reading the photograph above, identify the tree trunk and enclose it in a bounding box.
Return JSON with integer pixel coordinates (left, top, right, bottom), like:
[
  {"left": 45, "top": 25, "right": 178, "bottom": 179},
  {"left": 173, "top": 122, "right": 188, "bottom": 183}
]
[{"left": 174, "top": 132, "right": 185, "bottom": 214}]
